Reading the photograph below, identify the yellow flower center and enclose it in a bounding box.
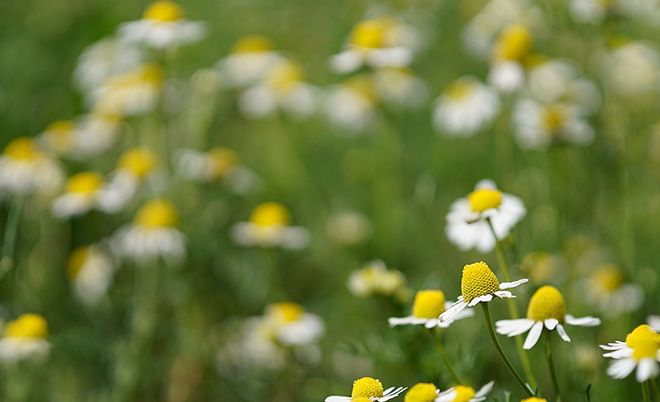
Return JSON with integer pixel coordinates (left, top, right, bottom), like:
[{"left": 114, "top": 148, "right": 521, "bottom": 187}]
[
  {"left": 109, "top": 65, "right": 164, "bottom": 89},
  {"left": 208, "top": 147, "right": 239, "bottom": 179},
  {"left": 249, "top": 202, "right": 291, "bottom": 227},
  {"left": 67, "top": 246, "right": 90, "bottom": 280},
  {"left": 468, "top": 188, "right": 503, "bottom": 213},
  {"left": 4, "top": 137, "right": 42, "bottom": 161},
  {"left": 119, "top": 148, "right": 157, "bottom": 179},
  {"left": 346, "top": 75, "right": 377, "bottom": 102},
  {"left": 351, "top": 377, "right": 384, "bottom": 399},
  {"left": 350, "top": 18, "right": 394, "bottom": 49},
  {"left": 521, "top": 398, "right": 548, "bottom": 402},
  {"left": 135, "top": 199, "right": 179, "bottom": 229},
  {"left": 4, "top": 314, "right": 48, "bottom": 339},
  {"left": 452, "top": 385, "right": 476, "bottom": 402},
  {"left": 445, "top": 80, "right": 474, "bottom": 101},
  {"left": 412, "top": 290, "right": 446, "bottom": 319},
  {"left": 231, "top": 35, "right": 275, "bottom": 53},
  {"left": 405, "top": 383, "right": 438, "bottom": 402},
  {"left": 542, "top": 105, "right": 565, "bottom": 133},
  {"left": 493, "top": 24, "right": 532, "bottom": 62},
  {"left": 592, "top": 265, "right": 623, "bottom": 292},
  {"left": 461, "top": 261, "right": 500, "bottom": 302},
  {"left": 626, "top": 325, "right": 660, "bottom": 361},
  {"left": 268, "top": 302, "right": 304, "bottom": 323},
  {"left": 44, "top": 120, "right": 75, "bottom": 152},
  {"left": 66, "top": 172, "right": 103, "bottom": 195},
  {"left": 269, "top": 61, "right": 304, "bottom": 92},
  {"left": 526, "top": 286, "right": 566, "bottom": 322},
  {"left": 144, "top": 1, "right": 184, "bottom": 22}
]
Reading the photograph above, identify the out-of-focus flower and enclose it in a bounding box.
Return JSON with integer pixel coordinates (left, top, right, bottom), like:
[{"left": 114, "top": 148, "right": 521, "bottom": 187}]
[
  {"left": 585, "top": 264, "right": 644, "bottom": 316},
  {"left": 372, "top": 67, "right": 428, "bottom": 108},
  {"left": 67, "top": 245, "right": 115, "bottom": 306},
  {"left": 52, "top": 172, "right": 106, "bottom": 218},
  {"left": 520, "top": 251, "right": 564, "bottom": 284},
  {"left": 436, "top": 381, "right": 494, "bottom": 402},
  {"left": 112, "top": 199, "right": 185, "bottom": 263},
  {"left": 99, "top": 147, "right": 159, "bottom": 213},
  {"left": 325, "top": 75, "right": 377, "bottom": 132},
  {"left": 330, "top": 16, "right": 421, "bottom": 74},
  {"left": 326, "top": 210, "right": 372, "bottom": 246},
  {"left": 263, "top": 302, "right": 325, "bottom": 347},
  {"left": 39, "top": 116, "right": 122, "bottom": 159},
  {"left": 520, "top": 398, "right": 547, "bottom": 402},
  {"left": 0, "top": 137, "right": 63, "bottom": 197},
  {"left": 600, "top": 41, "right": 660, "bottom": 96},
  {"left": 440, "top": 261, "right": 528, "bottom": 324},
  {"left": 93, "top": 64, "right": 163, "bottom": 116},
  {"left": 238, "top": 59, "right": 318, "bottom": 119},
  {"left": 325, "top": 376, "right": 407, "bottom": 402},
  {"left": 0, "top": 314, "right": 50, "bottom": 363},
  {"left": 496, "top": 285, "right": 600, "bottom": 349},
  {"left": 388, "top": 289, "right": 473, "bottom": 329},
  {"left": 74, "top": 38, "right": 143, "bottom": 95},
  {"left": 118, "top": 0, "right": 205, "bottom": 49},
  {"left": 231, "top": 202, "right": 309, "bottom": 249},
  {"left": 445, "top": 179, "right": 526, "bottom": 253},
  {"left": 432, "top": 77, "right": 500, "bottom": 137},
  {"left": 487, "top": 24, "right": 533, "bottom": 92},
  {"left": 216, "top": 35, "right": 284, "bottom": 89},
  {"left": 348, "top": 260, "right": 406, "bottom": 298},
  {"left": 175, "top": 147, "right": 258, "bottom": 194},
  {"left": 648, "top": 316, "right": 660, "bottom": 332},
  {"left": 404, "top": 383, "right": 439, "bottom": 402},
  {"left": 600, "top": 324, "right": 660, "bottom": 382},
  {"left": 569, "top": 0, "right": 660, "bottom": 24}
]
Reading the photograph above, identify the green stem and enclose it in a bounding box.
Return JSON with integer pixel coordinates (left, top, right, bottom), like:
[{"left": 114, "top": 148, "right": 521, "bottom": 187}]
[
  {"left": 481, "top": 303, "right": 534, "bottom": 397},
  {"left": 642, "top": 381, "right": 651, "bottom": 402},
  {"left": 651, "top": 379, "right": 659, "bottom": 401},
  {"left": 545, "top": 334, "right": 561, "bottom": 401},
  {"left": 485, "top": 217, "right": 537, "bottom": 388},
  {"left": 0, "top": 197, "right": 24, "bottom": 282},
  {"left": 433, "top": 331, "right": 462, "bottom": 385}
]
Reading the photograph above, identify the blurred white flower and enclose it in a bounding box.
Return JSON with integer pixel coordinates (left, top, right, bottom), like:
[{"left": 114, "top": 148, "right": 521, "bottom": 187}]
[
  {"left": 67, "top": 245, "right": 115, "bottom": 306},
  {"left": 348, "top": 260, "right": 406, "bottom": 298},
  {"left": 570, "top": 0, "right": 660, "bottom": 24},
  {"left": 93, "top": 64, "right": 163, "bottom": 117},
  {"left": 649, "top": 315, "right": 660, "bottom": 332},
  {"left": 39, "top": 115, "right": 122, "bottom": 160},
  {"left": 487, "top": 24, "right": 533, "bottom": 93},
  {"left": 388, "top": 289, "right": 473, "bottom": 329},
  {"left": 445, "top": 180, "right": 526, "bottom": 253},
  {"left": 325, "top": 377, "right": 406, "bottom": 402},
  {"left": 175, "top": 147, "right": 259, "bottom": 194},
  {"left": 232, "top": 202, "right": 309, "bottom": 249},
  {"left": 326, "top": 210, "right": 372, "bottom": 246},
  {"left": 600, "top": 324, "right": 660, "bottom": 382},
  {"left": 216, "top": 35, "right": 284, "bottom": 89},
  {"left": 0, "top": 137, "right": 63, "bottom": 198},
  {"left": 263, "top": 302, "right": 325, "bottom": 347},
  {"left": 52, "top": 172, "right": 106, "bottom": 218},
  {"left": 74, "top": 38, "right": 143, "bottom": 95},
  {"left": 372, "top": 67, "right": 427, "bottom": 108},
  {"left": 436, "top": 381, "right": 494, "bottom": 402},
  {"left": 118, "top": 0, "right": 205, "bottom": 49},
  {"left": 325, "top": 75, "right": 376, "bottom": 132},
  {"left": 585, "top": 264, "right": 644, "bottom": 317},
  {"left": 0, "top": 314, "right": 50, "bottom": 363},
  {"left": 600, "top": 41, "right": 660, "bottom": 96},
  {"left": 432, "top": 76, "right": 500, "bottom": 137}
]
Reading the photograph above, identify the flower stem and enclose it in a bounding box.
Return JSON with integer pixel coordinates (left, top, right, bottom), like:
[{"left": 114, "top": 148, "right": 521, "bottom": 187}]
[
  {"left": 544, "top": 334, "right": 561, "bottom": 400},
  {"left": 485, "top": 217, "right": 537, "bottom": 388},
  {"left": 481, "top": 303, "right": 534, "bottom": 397},
  {"left": 0, "top": 197, "right": 24, "bottom": 282},
  {"left": 642, "top": 381, "right": 651, "bottom": 402},
  {"left": 433, "top": 330, "right": 462, "bottom": 385}
]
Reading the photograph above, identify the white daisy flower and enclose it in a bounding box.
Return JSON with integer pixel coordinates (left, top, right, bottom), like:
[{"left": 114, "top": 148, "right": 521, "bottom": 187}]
[
  {"left": 52, "top": 172, "right": 106, "bottom": 218},
  {"left": 231, "top": 202, "right": 309, "bottom": 249},
  {"left": 0, "top": 314, "right": 50, "bottom": 363},
  {"left": 174, "top": 147, "right": 258, "bottom": 194},
  {"left": 600, "top": 41, "right": 660, "bottom": 96},
  {"left": 487, "top": 24, "right": 533, "bottom": 93},
  {"left": 569, "top": 0, "right": 610, "bottom": 23},
  {"left": 112, "top": 199, "right": 185, "bottom": 263},
  {"left": 496, "top": 285, "right": 600, "bottom": 349},
  {"left": 39, "top": 116, "right": 122, "bottom": 160},
  {"left": 263, "top": 302, "right": 325, "bottom": 347},
  {"left": 218, "top": 317, "right": 287, "bottom": 372},
  {"left": 388, "top": 289, "right": 473, "bottom": 329},
  {"left": 325, "top": 376, "right": 407, "bottom": 402},
  {"left": 325, "top": 75, "right": 377, "bottom": 132},
  {"left": 372, "top": 67, "right": 428, "bottom": 108},
  {"left": 330, "top": 16, "right": 421, "bottom": 74},
  {"left": 74, "top": 38, "right": 143, "bottom": 95},
  {"left": 118, "top": 1, "right": 205, "bottom": 50},
  {"left": 436, "top": 381, "right": 494, "bottom": 402},
  {"left": 0, "top": 137, "right": 63, "bottom": 197},
  {"left": 238, "top": 59, "right": 318, "bottom": 119},
  {"left": 348, "top": 260, "right": 406, "bottom": 298},
  {"left": 67, "top": 245, "right": 115, "bottom": 306},
  {"left": 445, "top": 179, "right": 526, "bottom": 253},
  {"left": 326, "top": 210, "right": 372, "bottom": 247},
  {"left": 93, "top": 64, "right": 163, "bottom": 117},
  {"left": 585, "top": 264, "right": 644, "bottom": 317},
  {"left": 216, "top": 35, "right": 284, "bottom": 89},
  {"left": 648, "top": 315, "right": 660, "bottom": 332},
  {"left": 439, "top": 261, "right": 528, "bottom": 324},
  {"left": 432, "top": 76, "right": 500, "bottom": 137},
  {"left": 600, "top": 324, "right": 660, "bottom": 382}
]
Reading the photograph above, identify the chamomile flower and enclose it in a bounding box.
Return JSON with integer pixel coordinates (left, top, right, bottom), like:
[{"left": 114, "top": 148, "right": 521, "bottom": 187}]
[
  {"left": 0, "top": 137, "right": 63, "bottom": 197},
  {"left": 440, "top": 261, "right": 528, "bottom": 324},
  {"left": 67, "top": 245, "right": 115, "bottom": 306},
  {"left": 348, "top": 260, "right": 407, "bottom": 298},
  {"left": 600, "top": 324, "right": 660, "bottom": 382},
  {"left": 0, "top": 314, "right": 50, "bottom": 363},
  {"left": 118, "top": 0, "right": 206, "bottom": 49},
  {"left": 436, "top": 381, "right": 494, "bottom": 402},
  {"left": 372, "top": 67, "right": 428, "bottom": 108},
  {"left": 39, "top": 116, "right": 121, "bottom": 159},
  {"left": 216, "top": 35, "right": 284, "bottom": 89},
  {"left": 404, "top": 383, "right": 439, "bottom": 402},
  {"left": 488, "top": 24, "right": 533, "bottom": 93},
  {"left": 388, "top": 289, "right": 474, "bottom": 329},
  {"left": 520, "top": 398, "right": 547, "bottom": 402},
  {"left": 432, "top": 77, "right": 500, "bottom": 137},
  {"left": 496, "top": 285, "right": 600, "bottom": 349},
  {"left": 175, "top": 147, "right": 258, "bottom": 194},
  {"left": 263, "top": 302, "right": 325, "bottom": 347},
  {"left": 231, "top": 202, "right": 309, "bottom": 249},
  {"left": 330, "top": 16, "right": 421, "bottom": 74},
  {"left": 445, "top": 180, "right": 526, "bottom": 253},
  {"left": 326, "top": 210, "right": 372, "bottom": 246},
  {"left": 112, "top": 199, "right": 185, "bottom": 263},
  {"left": 600, "top": 40, "right": 660, "bottom": 96},
  {"left": 325, "top": 376, "right": 407, "bottom": 402},
  {"left": 238, "top": 59, "right": 318, "bottom": 119},
  {"left": 325, "top": 75, "right": 377, "bottom": 132},
  {"left": 99, "top": 147, "right": 159, "bottom": 213},
  {"left": 74, "top": 38, "right": 143, "bottom": 95},
  {"left": 585, "top": 264, "right": 644, "bottom": 316},
  {"left": 93, "top": 64, "right": 163, "bottom": 117},
  {"left": 52, "top": 172, "right": 106, "bottom": 218}
]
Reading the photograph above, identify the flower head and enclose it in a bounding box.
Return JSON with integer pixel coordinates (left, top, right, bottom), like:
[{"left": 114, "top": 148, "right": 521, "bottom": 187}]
[
  {"left": 404, "top": 383, "right": 438, "bottom": 402},
  {"left": 436, "top": 381, "right": 494, "bottom": 402},
  {"left": 601, "top": 324, "right": 660, "bottom": 382},
  {"left": 389, "top": 289, "right": 473, "bottom": 328},
  {"left": 0, "top": 314, "right": 51, "bottom": 363},
  {"left": 232, "top": 202, "right": 309, "bottom": 249},
  {"left": 0, "top": 137, "right": 63, "bottom": 196},
  {"left": 325, "top": 376, "right": 406, "bottom": 402}
]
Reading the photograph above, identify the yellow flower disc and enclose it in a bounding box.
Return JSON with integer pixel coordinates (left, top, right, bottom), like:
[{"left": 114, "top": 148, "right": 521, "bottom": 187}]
[
  {"left": 542, "top": 105, "right": 565, "bottom": 133},
  {"left": 405, "top": 383, "right": 438, "bottom": 402},
  {"left": 521, "top": 398, "right": 548, "bottom": 402},
  {"left": 493, "top": 24, "right": 532, "bottom": 62},
  {"left": 350, "top": 18, "right": 393, "bottom": 49},
  {"left": 4, "top": 314, "right": 48, "bottom": 339},
  {"left": 268, "top": 302, "right": 303, "bottom": 323},
  {"left": 351, "top": 377, "right": 384, "bottom": 399},
  {"left": 208, "top": 147, "right": 239, "bottom": 179},
  {"left": 625, "top": 324, "right": 660, "bottom": 361},
  {"left": 445, "top": 80, "right": 474, "bottom": 101},
  {"left": 67, "top": 172, "right": 103, "bottom": 195},
  {"left": 144, "top": 1, "right": 184, "bottom": 22},
  {"left": 468, "top": 188, "right": 503, "bottom": 213},
  {"left": 452, "top": 385, "right": 476, "bottom": 402},
  {"left": 231, "top": 35, "right": 275, "bottom": 53},
  {"left": 592, "top": 265, "right": 624, "bottom": 292},
  {"left": 135, "top": 199, "right": 179, "bottom": 228},
  {"left": 67, "top": 246, "right": 90, "bottom": 280},
  {"left": 461, "top": 261, "right": 500, "bottom": 302},
  {"left": 4, "top": 137, "right": 41, "bottom": 161},
  {"left": 412, "top": 290, "right": 445, "bottom": 319},
  {"left": 526, "top": 286, "right": 567, "bottom": 322},
  {"left": 119, "top": 148, "right": 157, "bottom": 179},
  {"left": 249, "top": 202, "right": 290, "bottom": 227}
]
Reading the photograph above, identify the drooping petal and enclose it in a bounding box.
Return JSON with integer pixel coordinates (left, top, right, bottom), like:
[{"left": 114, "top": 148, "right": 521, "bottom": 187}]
[
  {"left": 493, "top": 290, "right": 515, "bottom": 299},
  {"left": 499, "top": 278, "right": 529, "bottom": 289},
  {"left": 325, "top": 396, "right": 351, "bottom": 402},
  {"left": 439, "top": 301, "right": 468, "bottom": 324},
  {"left": 523, "top": 321, "right": 544, "bottom": 349},
  {"left": 496, "top": 319, "right": 535, "bottom": 337},
  {"left": 636, "top": 359, "right": 659, "bottom": 383},
  {"left": 565, "top": 314, "right": 601, "bottom": 327},
  {"left": 544, "top": 319, "right": 559, "bottom": 330},
  {"left": 607, "top": 359, "right": 637, "bottom": 379},
  {"left": 603, "top": 347, "right": 633, "bottom": 359},
  {"left": 475, "top": 381, "right": 495, "bottom": 397},
  {"left": 556, "top": 324, "right": 571, "bottom": 342}
]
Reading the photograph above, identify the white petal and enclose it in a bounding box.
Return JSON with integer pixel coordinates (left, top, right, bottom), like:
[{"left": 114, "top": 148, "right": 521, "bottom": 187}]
[
  {"left": 380, "top": 386, "right": 407, "bottom": 401},
  {"left": 544, "top": 319, "right": 559, "bottom": 330},
  {"left": 607, "top": 358, "right": 636, "bottom": 379},
  {"left": 325, "top": 396, "right": 351, "bottom": 402},
  {"left": 523, "top": 322, "right": 544, "bottom": 349},
  {"left": 556, "top": 324, "right": 571, "bottom": 342},
  {"left": 600, "top": 341, "right": 627, "bottom": 351},
  {"left": 436, "top": 389, "right": 457, "bottom": 402},
  {"left": 439, "top": 301, "right": 468, "bottom": 324},
  {"left": 603, "top": 347, "right": 633, "bottom": 359},
  {"left": 388, "top": 316, "right": 427, "bottom": 327},
  {"left": 499, "top": 278, "right": 529, "bottom": 289},
  {"left": 565, "top": 314, "right": 601, "bottom": 327},
  {"left": 493, "top": 290, "right": 514, "bottom": 299},
  {"left": 496, "top": 319, "right": 535, "bottom": 336},
  {"left": 475, "top": 381, "right": 494, "bottom": 397},
  {"left": 636, "top": 359, "right": 659, "bottom": 382}
]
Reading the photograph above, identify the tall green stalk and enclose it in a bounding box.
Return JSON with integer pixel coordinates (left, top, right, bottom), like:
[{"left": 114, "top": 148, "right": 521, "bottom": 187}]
[
  {"left": 0, "top": 197, "right": 24, "bottom": 282},
  {"left": 545, "top": 334, "right": 562, "bottom": 401},
  {"left": 642, "top": 381, "right": 651, "bottom": 402}
]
